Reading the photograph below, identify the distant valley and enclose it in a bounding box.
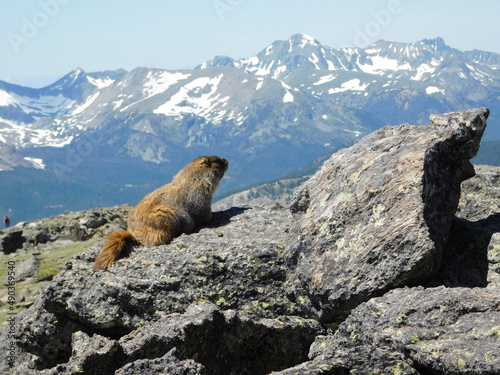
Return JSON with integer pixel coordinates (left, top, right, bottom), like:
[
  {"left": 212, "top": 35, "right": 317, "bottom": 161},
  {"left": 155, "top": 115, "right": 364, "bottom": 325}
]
[{"left": 1, "top": 34, "right": 500, "bottom": 222}]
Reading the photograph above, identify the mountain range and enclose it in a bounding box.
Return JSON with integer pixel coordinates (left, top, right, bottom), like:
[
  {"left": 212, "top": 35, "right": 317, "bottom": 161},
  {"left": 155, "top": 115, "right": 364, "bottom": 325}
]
[{"left": 1, "top": 34, "right": 500, "bottom": 222}]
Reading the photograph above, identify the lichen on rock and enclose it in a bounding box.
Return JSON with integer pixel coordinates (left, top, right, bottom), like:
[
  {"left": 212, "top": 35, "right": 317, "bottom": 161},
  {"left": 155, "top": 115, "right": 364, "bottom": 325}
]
[{"left": 286, "top": 108, "right": 490, "bottom": 326}]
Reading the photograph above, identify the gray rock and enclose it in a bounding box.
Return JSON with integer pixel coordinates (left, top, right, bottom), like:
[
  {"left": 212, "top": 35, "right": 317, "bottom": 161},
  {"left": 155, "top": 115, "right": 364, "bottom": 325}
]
[
  {"left": 79, "top": 210, "right": 108, "bottom": 229},
  {"left": 39, "top": 331, "right": 123, "bottom": 375},
  {"left": 456, "top": 164, "right": 500, "bottom": 288},
  {"left": 1, "top": 230, "right": 27, "bottom": 254},
  {"left": 11, "top": 206, "right": 318, "bottom": 373},
  {"left": 0, "top": 205, "right": 131, "bottom": 254},
  {"left": 286, "top": 108, "right": 490, "bottom": 326},
  {"left": 12, "top": 256, "right": 39, "bottom": 283},
  {"left": 276, "top": 287, "right": 499, "bottom": 374},
  {"left": 118, "top": 303, "right": 321, "bottom": 375},
  {"left": 115, "top": 349, "right": 206, "bottom": 375}
]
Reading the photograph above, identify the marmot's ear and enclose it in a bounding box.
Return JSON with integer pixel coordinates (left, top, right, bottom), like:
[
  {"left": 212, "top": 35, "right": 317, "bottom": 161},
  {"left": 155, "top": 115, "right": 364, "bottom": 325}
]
[{"left": 201, "top": 157, "right": 211, "bottom": 167}]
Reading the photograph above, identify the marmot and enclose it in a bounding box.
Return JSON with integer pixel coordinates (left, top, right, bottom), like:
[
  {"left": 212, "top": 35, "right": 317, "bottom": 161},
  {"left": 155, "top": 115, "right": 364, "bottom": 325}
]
[{"left": 93, "top": 156, "right": 228, "bottom": 270}]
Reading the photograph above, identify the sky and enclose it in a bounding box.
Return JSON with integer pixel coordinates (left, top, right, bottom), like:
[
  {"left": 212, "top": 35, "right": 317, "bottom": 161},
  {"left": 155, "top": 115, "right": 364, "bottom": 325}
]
[{"left": 1, "top": 0, "right": 500, "bottom": 88}]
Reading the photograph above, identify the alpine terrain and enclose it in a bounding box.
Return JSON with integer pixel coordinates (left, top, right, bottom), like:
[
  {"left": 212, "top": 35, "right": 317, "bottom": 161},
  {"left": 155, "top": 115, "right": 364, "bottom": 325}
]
[{"left": 1, "top": 34, "right": 499, "bottom": 221}]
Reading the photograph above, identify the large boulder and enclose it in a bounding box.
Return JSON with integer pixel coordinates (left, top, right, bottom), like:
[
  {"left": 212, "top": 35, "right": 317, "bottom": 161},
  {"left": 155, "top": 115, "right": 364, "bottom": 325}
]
[
  {"left": 275, "top": 287, "right": 500, "bottom": 374},
  {"left": 9, "top": 206, "right": 318, "bottom": 373},
  {"left": 286, "top": 108, "right": 490, "bottom": 326}
]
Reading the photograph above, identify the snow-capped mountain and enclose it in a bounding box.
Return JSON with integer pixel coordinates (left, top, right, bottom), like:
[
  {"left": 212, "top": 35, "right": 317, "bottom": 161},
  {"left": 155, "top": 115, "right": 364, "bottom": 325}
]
[
  {"left": 200, "top": 34, "right": 500, "bottom": 126},
  {"left": 1, "top": 34, "right": 500, "bottom": 221}
]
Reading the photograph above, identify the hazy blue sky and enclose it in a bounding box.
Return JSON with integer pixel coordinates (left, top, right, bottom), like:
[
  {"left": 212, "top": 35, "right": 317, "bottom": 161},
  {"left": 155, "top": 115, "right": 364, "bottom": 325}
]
[{"left": 1, "top": 0, "right": 500, "bottom": 87}]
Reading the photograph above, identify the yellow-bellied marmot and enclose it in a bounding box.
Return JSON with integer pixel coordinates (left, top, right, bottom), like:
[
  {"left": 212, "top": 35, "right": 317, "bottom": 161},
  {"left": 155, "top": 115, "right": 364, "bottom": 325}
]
[{"left": 93, "top": 156, "right": 228, "bottom": 270}]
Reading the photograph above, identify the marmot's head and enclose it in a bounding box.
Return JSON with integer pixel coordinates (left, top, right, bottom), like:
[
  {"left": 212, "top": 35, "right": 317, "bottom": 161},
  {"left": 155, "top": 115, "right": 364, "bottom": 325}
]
[
  {"left": 200, "top": 156, "right": 228, "bottom": 172},
  {"left": 184, "top": 156, "right": 228, "bottom": 189}
]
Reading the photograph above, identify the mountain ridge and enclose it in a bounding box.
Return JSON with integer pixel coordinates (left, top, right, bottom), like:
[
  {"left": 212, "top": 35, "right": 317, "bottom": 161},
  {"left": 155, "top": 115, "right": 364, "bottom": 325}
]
[{"left": 1, "top": 34, "right": 499, "bottom": 222}]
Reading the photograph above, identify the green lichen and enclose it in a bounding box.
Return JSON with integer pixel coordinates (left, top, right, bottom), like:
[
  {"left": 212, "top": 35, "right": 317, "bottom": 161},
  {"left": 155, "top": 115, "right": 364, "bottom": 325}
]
[
  {"left": 457, "top": 358, "right": 467, "bottom": 369},
  {"left": 392, "top": 363, "right": 409, "bottom": 374},
  {"left": 371, "top": 203, "right": 386, "bottom": 228},
  {"left": 316, "top": 363, "right": 334, "bottom": 371},
  {"left": 297, "top": 295, "right": 308, "bottom": 305},
  {"left": 484, "top": 325, "right": 500, "bottom": 337},
  {"left": 409, "top": 334, "right": 420, "bottom": 344},
  {"left": 216, "top": 296, "right": 231, "bottom": 306},
  {"left": 395, "top": 313, "right": 407, "bottom": 324}
]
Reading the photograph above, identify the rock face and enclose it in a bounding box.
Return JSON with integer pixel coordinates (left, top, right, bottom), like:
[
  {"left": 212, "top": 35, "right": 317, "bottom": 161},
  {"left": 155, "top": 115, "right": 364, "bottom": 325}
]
[
  {"left": 1, "top": 108, "right": 499, "bottom": 375},
  {"left": 287, "top": 108, "right": 490, "bottom": 325},
  {"left": 0, "top": 206, "right": 131, "bottom": 254},
  {"left": 456, "top": 164, "right": 500, "bottom": 288},
  {"left": 276, "top": 287, "right": 500, "bottom": 374}
]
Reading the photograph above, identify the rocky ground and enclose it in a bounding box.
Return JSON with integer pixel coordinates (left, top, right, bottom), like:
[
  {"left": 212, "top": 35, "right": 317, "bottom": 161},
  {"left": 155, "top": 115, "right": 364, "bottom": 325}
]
[
  {"left": 0, "top": 108, "right": 499, "bottom": 374},
  {"left": 0, "top": 205, "right": 132, "bottom": 327}
]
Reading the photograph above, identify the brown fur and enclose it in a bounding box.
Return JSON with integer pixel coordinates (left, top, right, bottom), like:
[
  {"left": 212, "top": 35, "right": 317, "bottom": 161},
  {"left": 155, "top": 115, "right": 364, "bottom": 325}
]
[{"left": 93, "top": 156, "right": 228, "bottom": 270}]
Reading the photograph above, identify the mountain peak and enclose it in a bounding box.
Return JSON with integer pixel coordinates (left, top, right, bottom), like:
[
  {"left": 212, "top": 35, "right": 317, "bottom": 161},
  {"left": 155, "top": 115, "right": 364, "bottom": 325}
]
[
  {"left": 289, "top": 33, "right": 320, "bottom": 48},
  {"left": 73, "top": 67, "right": 86, "bottom": 76},
  {"left": 196, "top": 56, "right": 236, "bottom": 70},
  {"left": 44, "top": 68, "right": 87, "bottom": 90},
  {"left": 420, "top": 37, "right": 448, "bottom": 51}
]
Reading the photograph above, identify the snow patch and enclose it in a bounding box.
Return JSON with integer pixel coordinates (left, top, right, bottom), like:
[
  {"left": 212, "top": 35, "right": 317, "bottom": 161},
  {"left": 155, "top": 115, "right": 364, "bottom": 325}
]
[
  {"left": 272, "top": 65, "right": 287, "bottom": 79},
  {"left": 112, "top": 99, "right": 124, "bottom": 109},
  {"left": 24, "top": 157, "right": 45, "bottom": 169},
  {"left": 425, "top": 86, "right": 444, "bottom": 95},
  {"left": 143, "top": 71, "right": 191, "bottom": 97},
  {"left": 0, "top": 119, "right": 74, "bottom": 148},
  {"left": 256, "top": 78, "right": 264, "bottom": 91},
  {"left": 412, "top": 63, "right": 436, "bottom": 80},
  {"left": 0, "top": 90, "right": 74, "bottom": 115},
  {"left": 154, "top": 74, "right": 224, "bottom": 117},
  {"left": 328, "top": 79, "right": 368, "bottom": 93},
  {"left": 309, "top": 53, "right": 320, "bottom": 69},
  {"left": 0, "top": 90, "right": 16, "bottom": 106},
  {"left": 86, "top": 76, "right": 114, "bottom": 89},
  {"left": 313, "top": 74, "right": 336, "bottom": 86},
  {"left": 283, "top": 90, "right": 294, "bottom": 103},
  {"left": 360, "top": 56, "right": 411, "bottom": 74},
  {"left": 298, "top": 34, "right": 317, "bottom": 48},
  {"left": 72, "top": 92, "right": 99, "bottom": 115}
]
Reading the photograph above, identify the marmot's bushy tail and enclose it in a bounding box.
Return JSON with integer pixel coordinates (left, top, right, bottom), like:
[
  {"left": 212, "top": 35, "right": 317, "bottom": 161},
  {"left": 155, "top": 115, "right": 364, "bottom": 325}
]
[{"left": 93, "top": 231, "right": 135, "bottom": 270}]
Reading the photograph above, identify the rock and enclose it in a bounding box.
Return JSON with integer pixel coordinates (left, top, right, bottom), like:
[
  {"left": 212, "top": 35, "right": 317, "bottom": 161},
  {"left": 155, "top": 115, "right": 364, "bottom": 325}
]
[
  {"left": 286, "top": 108, "right": 490, "bottom": 326},
  {"left": 0, "top": 205, "right": 131, "bottom": 253},
  {"left": 1, "top": 230, "right": 27, "bottom": 254},
  {"left": 12, "top": 256, "right": 39, "bottom": 283},
  {"left": 115, "top": 349, "right": 207, "bottom": 375},
  {"left": 456, "top": 164, "right": 500, "bottom": 288},
  {"left": 276, "top": 287, "right": 500, "bottom": 374},
  {"left": 10, "top": 206, "right": 319, "bottom": 372},
  {"left": 118, "top": 303, "right": 321, "bottom": 375},
  {"left": 79, "top": 210, "right": 108, "bottom": 229},
  {"left": 13, "top": 302, "right": 321, "bottom": 374},
  {"left": 36, "top": 331, "right": 122, "bottom": 375}
]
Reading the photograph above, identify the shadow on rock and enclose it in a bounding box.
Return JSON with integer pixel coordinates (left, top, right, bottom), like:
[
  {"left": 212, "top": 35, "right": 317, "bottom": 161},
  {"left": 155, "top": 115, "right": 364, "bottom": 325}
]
[
  {"left": 204, "top": 207, "right": 251, "bottom": 229},
  {"left": 429, "top": 213, "right": 500, "bottom": 287}
]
